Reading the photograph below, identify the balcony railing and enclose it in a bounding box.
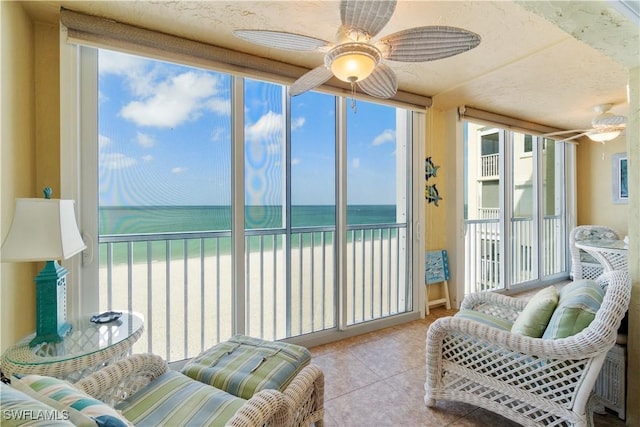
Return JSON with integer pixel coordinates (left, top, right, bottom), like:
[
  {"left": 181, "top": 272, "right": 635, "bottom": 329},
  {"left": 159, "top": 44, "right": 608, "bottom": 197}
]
[
  {"left": 465, "top": 215, "right": 565, "bottom": 294},
  {"left": 99, "top": 223, "right": 407, "bottom": 362},
  {"left": 478, "top": 208, "right": 500, "bottom": 219},
  {"left": 480, "top": 153, "right": 500, "bottom": 177}
]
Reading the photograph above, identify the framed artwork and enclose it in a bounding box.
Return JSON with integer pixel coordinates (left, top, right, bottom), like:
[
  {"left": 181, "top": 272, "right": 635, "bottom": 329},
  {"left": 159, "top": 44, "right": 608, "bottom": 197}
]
[
  {"left": 612, "top": 152, "right": 628, "bottom": 204},
  {"left": 425, "top": 250, "right": 450, "bottom": 284}
]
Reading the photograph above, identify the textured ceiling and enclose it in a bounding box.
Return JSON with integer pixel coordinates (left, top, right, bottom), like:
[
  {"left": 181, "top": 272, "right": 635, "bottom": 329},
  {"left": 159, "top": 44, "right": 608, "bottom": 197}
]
[{"left": 23, "top": 1, "right": 638, "bottom": 132}]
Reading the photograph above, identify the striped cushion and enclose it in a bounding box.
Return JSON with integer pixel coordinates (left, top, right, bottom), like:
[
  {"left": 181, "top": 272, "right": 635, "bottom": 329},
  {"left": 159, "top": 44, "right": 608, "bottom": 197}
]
[
  {"left": 181, "top": 335, "right": 311, "bottom": 399},
  {"left": 454, "top": 309, "right": 513, "bottom": 331},
  {"left": 0, "top": 382, "right": 75, "bottom": 426},
  {"left": 115, "top": 371, "right": 244, "bottom": 427},
  {"left": 11, "top": 375, "right": 131, "bottom": 427},
  {"left": 542, "top": 279, "right": 604, "bottom": 339}
]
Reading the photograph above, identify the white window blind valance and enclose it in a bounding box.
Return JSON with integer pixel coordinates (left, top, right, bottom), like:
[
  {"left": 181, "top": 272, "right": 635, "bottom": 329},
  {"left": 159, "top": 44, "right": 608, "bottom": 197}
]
[
  {"left": 59, "top": 8, "right": 432, "bottom": 112},
  {"left": 458, "top": 106, "right": 572, "bottom": 139}
]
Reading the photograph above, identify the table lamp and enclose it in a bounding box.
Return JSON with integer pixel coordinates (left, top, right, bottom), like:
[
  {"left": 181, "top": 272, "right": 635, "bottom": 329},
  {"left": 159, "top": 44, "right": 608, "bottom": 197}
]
[{"left": 1, "top": 188, "right": 86, "bottom": 347}]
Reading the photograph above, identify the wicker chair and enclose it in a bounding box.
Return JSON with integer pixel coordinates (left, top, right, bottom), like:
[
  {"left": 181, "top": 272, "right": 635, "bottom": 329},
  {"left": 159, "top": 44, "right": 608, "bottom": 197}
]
[
  {"left": 425, "top": 270, "right": 631, "bottom": 427},
  {"left": 569, "top": 225, "right": 619, "bottom": 280},
  {"left": 74, "top": 353, "right": 324, "bottom": 427}
]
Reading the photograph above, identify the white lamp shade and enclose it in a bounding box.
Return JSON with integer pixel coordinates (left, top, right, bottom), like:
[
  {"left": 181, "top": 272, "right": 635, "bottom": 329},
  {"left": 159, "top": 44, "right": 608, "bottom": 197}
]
[{"left": 1, "top": 198, "right": 86, "bottom": 262}]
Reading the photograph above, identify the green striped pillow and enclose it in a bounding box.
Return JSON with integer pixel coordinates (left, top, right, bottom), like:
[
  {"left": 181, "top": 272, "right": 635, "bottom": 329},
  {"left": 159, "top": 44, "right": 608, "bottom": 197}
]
[
  {"left": 511, "top": 286, "right": 559, "bottom": 337},
  {"left": 454, "top": 309, "right": 513, "bottom": 331},
  {"left": 181, "top": 335, "right": 311, "bottom": 399},
  {"left": 542, "top": 279, "right": 604, "bottom": 339},
  {"left": 0, "top": 382, "right": 75, "bottom": 426},
  {"left": 11, "top": 375, "right": 132, "bottom": 427},
  {"left": 115, "top": 371, "right": 245, "bottom": 426}
]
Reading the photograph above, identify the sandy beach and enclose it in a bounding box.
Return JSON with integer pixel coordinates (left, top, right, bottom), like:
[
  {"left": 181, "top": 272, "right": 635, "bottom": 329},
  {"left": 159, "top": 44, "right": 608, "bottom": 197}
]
[{"left": 100, "top": 235, "right": 406, "bottom": 362}]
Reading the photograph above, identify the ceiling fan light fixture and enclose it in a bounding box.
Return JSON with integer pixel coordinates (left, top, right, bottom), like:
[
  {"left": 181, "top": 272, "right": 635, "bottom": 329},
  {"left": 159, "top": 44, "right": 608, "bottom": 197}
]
[
  {"left": 587, "top": 130, "right": 621, "bottom": 143},
  {"left": 326, "top": 43, "right": 381, "bottom": 83}
]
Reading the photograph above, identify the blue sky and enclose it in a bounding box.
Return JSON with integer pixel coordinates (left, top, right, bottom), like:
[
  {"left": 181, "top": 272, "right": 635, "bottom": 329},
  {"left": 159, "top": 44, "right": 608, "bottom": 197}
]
[{"left": 98, "top": 49, "right": 400, "bottom": 207}]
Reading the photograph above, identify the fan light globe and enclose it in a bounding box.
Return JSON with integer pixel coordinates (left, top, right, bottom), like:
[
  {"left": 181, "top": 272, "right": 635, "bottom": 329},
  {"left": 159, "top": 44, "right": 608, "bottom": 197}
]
[
  {"left": 587, "top": 130, "right": 621, "bottom": 143},
  {"left": 326, "top": 43, "right": 381, "bottom": 83}
]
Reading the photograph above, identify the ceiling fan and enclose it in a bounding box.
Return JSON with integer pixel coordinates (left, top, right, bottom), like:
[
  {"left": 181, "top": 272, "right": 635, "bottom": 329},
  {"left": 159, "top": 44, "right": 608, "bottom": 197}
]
[
  {"left": 544, "top": 104, "right": 627, "bottom": 143},
  {"left": 233, "top": 0, "right": 481, "bottom": 99}
]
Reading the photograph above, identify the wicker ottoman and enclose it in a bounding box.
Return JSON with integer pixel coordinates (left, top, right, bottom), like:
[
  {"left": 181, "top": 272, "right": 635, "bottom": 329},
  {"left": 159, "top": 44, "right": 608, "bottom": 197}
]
[{"left": 181, "top": 335, "right": 311, "bottom": 400}]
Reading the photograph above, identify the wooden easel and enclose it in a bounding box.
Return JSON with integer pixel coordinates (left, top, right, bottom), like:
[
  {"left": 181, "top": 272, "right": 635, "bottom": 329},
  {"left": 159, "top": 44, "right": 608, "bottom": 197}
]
[{"left": 425, "top": 250, "right": 451, "bottom": 314}]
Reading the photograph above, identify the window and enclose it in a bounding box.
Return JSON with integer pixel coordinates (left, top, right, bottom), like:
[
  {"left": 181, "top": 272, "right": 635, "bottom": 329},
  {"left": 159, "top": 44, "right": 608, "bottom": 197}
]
[
  {"left": 72, "top": 46, "right": 421, "bottom": 362},
  {"left": 463, "top": 122, "right": 569, "bottom": 293}
]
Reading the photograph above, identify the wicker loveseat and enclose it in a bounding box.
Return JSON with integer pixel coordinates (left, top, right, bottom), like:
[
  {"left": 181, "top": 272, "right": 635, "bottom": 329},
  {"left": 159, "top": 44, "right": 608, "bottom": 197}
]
[
  {"left": 2, "top": 353, "right": 324, "bottom": 427},
  {"left": 425, "top": 270, "right": 631, "bottom": 427}
]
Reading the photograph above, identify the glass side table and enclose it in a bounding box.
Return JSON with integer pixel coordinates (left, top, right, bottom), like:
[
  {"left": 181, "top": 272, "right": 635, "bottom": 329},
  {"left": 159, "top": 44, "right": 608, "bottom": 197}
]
[
  {"left": 574, "top": 238, "right": 628, "bottom": 272},
  {"left": 1, "top": 311, "right": 143, "bottom": 382}
]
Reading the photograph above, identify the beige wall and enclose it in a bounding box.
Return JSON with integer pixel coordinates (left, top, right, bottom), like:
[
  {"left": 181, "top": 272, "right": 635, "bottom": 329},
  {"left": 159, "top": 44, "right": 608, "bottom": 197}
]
[
  {"left": 1, "top": 1, "right": 36, "bottom": 352},
  {"left": 576, "top": 136, "right": 628, "bottom": 236},
  {"left": 625, "top": 65, "right": 639, "bottom": 427},
  {"left": 1, "top": 3, "right": 59, "bottom": 353}
]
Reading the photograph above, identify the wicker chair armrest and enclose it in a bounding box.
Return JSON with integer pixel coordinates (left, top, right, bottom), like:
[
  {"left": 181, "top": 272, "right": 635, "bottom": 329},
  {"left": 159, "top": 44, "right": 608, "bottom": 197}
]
[
  {"left": 228, "top": 389, "right": 286, "bottom": 427},
  {"left": 74, "top": 353, "right": 168, "bottom": 406},
  {"left": 280, "top": 364, "right": 325, "bottom": 427},
  {"left": 428, "top": 316, "right": 603, "bottom": 361},
  {"left": 429, "top": 269, "right": 630, "bottom": 360},
  {"left": 460, "top": 291, "right": 528, "bottom": 322}
]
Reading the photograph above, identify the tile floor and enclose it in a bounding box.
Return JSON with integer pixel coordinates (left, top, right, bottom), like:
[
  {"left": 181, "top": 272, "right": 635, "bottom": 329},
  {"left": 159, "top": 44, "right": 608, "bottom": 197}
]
[{"left": 308, "top": 307, "right": 626, "bottom": 427}]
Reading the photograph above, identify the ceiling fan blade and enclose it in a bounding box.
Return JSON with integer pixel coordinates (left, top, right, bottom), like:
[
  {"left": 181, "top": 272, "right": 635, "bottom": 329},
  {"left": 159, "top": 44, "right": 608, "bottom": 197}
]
[
  {"left": 543, "top": 129, "right": 590, "bottom": 137},
  {"left": 233, "top": 30, "right": 330, "bottom": 51},
  {"left": 290, "top": 66, "right": 334, "bottom": 96},
  {"left": 340, "top": 0, "right": 397, "bottom": 39},
  {"left": 558, "top": 132, "right": 589, "bottom": 142},
  {"left": 357, "top": 63, "right": 398, "bottom": 98},
  {"left": 378, "top": 26, "right": 480, "bottom": 62},
  {"left": 593, "top": 114, "right": 626, "bottom": 127}
]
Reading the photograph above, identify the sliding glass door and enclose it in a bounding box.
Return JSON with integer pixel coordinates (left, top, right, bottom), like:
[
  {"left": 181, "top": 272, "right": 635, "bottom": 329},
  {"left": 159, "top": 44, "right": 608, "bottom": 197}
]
[
  {"left": 81, "top": 47, "right": 417, "bottom": 362},
  {"left": 463, "top": 122, "right": 567, "bottom": 294}
]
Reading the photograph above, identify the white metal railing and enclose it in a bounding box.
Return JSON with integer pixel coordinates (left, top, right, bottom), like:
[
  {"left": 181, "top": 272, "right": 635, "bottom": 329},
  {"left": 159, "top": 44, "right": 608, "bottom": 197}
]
[
  {"left": 464, "top": 215, "right": 565, "bottom": 294},
  {"left": 478, "top": 208, "right": 500, "bottom": 219},
  {"left": 480, "top": 153, "right": 500, "bottom": 177},
  {"left": 465, "top": 219, "right": 502, "bottom": 294},
  {"left": 99, "top": 223, "right": 407, "bottom": 362}
]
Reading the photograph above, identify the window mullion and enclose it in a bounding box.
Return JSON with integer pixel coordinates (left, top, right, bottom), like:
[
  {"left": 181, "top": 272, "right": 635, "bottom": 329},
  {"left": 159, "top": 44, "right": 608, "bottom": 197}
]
[
  {"left": 335, "top": 97, "right": 348, "bottom": 330},
  {"left": 231, "top": 76, "right": 246, "bottom": 335}
]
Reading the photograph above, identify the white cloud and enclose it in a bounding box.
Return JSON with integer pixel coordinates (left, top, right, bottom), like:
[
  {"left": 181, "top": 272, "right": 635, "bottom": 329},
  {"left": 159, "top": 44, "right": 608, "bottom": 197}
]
[
  {"left": 100, "top": 153, "right": 137, "bottom": 170},
  {"left": 352, "top": 158, "right": 361, "bottom": 169},
  {"left": 98, "top": 134, "right": 112, "bottom": 148},
  {"left": 135, "top": 131, "right": 156, "bottom": 148},
  {"left": 142, "top": 155, "right": 154, "bottom": 162},
  {"left": 245, "top": 111, "right": 283, "bottom": 143},
  {"left": 120, "top": 71, "right": 224, "bottom": 128},
  {"left": 172, "top": 167, "right": 187, "bottom": 174},
  {"left": 291, "top": 158, "right": 301, "bottom": 166},
  {"left": 291, "top": 116, "right": 305, "bottom": 131},
  {"left": 99, "top": 50, "right": 149, "bottom": 76},
  {"left": 371, "top": 129, "right": 395, "bottom": 146},
  {"left": 211, "top": 127, "right": 227, "bottom": 142},
  {"left": 207, "top": 98, "right": 231, "bottom": 116}
]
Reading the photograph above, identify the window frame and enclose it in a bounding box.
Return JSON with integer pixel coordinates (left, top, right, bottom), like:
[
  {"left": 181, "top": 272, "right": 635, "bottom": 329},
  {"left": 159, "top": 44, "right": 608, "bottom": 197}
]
[{"left": 60, "top": 38, "right": 425, "bottom": 352}]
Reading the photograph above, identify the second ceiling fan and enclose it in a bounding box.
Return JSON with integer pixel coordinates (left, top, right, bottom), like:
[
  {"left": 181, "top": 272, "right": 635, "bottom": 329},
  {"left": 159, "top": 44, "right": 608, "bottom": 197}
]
[{"left": 234, "top": 0, "right": 481, "bottom": 98}]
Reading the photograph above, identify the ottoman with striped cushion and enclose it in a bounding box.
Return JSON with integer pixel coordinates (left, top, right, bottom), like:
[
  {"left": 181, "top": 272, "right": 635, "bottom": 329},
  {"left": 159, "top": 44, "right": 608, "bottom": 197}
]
[
  {"left": 115, "top": 370, "right": 246, "bottom": 426},
  {"left": 181, "top": 335, "right": 311, "bottom": 400}
]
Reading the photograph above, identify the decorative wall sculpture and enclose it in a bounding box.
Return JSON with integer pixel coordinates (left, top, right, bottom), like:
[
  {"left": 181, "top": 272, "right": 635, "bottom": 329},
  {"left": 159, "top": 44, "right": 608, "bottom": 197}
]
[{"left": 425, "top": 157, "right": 442, "bottom": 206}]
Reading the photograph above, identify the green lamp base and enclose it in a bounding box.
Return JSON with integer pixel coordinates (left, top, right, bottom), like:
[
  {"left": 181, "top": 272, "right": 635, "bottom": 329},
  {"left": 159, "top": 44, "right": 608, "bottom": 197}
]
[{"left": 29, "top": 260, "right": 73, "bottom": 347}]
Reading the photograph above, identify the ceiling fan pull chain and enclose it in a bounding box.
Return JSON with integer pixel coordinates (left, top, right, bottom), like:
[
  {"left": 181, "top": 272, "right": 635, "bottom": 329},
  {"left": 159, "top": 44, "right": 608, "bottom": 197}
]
[{"left": 350, "top": 82, "right": 357, "bottom": 113}]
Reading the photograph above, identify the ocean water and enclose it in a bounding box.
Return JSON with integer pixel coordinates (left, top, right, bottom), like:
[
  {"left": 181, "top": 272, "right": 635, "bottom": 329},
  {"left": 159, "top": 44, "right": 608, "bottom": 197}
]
[
  {"left": 99, "top": 205, "right": 398, "bottom": 235},
  {"left": 99, "top": 205, "right": 399, "bottom": 264}
]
